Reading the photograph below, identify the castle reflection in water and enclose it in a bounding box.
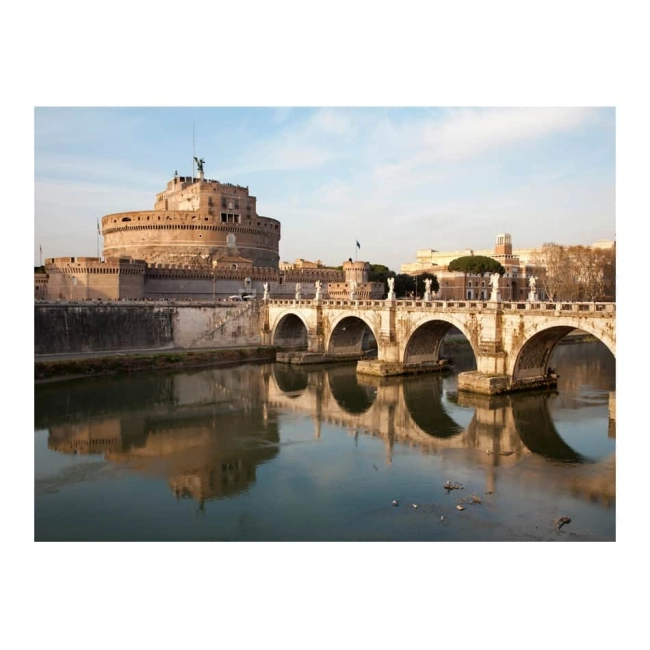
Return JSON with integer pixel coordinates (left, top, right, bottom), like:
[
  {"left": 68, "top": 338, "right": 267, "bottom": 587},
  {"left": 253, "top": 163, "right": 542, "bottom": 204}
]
[{"left": 36, "top": 344, "right": 615, "bottom": 508}]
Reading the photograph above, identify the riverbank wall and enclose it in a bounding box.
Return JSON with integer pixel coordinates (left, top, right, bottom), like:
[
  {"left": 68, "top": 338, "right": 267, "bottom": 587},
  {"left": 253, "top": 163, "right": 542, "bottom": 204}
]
[{"left": 35, "top": 300, "right": 263, "bottom": 355}]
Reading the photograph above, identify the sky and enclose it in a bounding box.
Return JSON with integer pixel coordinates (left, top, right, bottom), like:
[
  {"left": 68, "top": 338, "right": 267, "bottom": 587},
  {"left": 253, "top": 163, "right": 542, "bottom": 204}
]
[{"left": 34, "top": 106, "right": 615, "bottom": 270}]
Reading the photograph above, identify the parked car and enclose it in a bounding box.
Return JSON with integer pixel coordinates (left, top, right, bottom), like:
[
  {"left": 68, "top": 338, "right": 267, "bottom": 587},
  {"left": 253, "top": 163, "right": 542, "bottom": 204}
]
[{"left": 228, "top": 295, "right": 243, "bottom": 301}]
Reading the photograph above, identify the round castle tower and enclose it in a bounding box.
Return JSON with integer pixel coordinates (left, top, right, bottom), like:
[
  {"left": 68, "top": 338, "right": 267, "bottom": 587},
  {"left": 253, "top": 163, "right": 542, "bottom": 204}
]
[
  {"left": 101, "top": 169, "right": 281, "bottom": 268},
  {"left": 343, "top": 260, "right": 369, "bottom": 285}
]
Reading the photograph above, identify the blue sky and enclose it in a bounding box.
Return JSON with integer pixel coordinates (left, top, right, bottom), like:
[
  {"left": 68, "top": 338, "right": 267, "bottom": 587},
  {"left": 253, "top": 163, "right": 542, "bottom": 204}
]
[{"left": 34, "top": 106, "right": 615, "bottom": 270}]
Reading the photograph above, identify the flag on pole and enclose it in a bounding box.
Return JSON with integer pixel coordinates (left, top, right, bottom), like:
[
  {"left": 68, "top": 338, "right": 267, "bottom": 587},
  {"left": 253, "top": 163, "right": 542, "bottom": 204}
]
[
  {"left": 356, "top": 240, "right": 360, "bottom": 249},
  {"left": 97, "top": 219, "right": 100, "bottom": 234}
]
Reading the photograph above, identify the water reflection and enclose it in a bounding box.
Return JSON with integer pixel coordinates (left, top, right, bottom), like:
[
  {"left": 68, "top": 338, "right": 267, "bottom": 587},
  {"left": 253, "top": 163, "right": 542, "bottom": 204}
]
[
  {"left": 36, "top": 342, "right": 615, "bottom": 510},
  {"left": 39, "top": 367, "right": 280, "bottom": 505}
]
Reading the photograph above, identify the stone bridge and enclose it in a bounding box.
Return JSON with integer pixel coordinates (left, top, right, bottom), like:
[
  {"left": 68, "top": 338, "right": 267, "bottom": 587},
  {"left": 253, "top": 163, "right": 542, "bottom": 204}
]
[{"left": 262, "top": 298, "right": 616, "bottom": 395}]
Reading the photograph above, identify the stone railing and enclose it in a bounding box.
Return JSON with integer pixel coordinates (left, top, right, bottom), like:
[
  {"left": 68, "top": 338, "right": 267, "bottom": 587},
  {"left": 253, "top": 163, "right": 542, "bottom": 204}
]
[{"left": 265, "top": 298, "right": 616, "bottom": 313}]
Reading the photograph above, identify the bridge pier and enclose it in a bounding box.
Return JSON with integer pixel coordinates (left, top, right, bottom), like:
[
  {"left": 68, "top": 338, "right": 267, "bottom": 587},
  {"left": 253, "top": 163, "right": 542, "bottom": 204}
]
[{"left": 357, "top": 358, "right": 450, "bottom": 377}]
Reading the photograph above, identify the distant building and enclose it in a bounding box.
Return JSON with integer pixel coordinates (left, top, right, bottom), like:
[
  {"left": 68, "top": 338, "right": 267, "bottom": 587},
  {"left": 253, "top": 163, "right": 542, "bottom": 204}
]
[{"left": 401, "top": 233, "right": 615, "bottom": 301}]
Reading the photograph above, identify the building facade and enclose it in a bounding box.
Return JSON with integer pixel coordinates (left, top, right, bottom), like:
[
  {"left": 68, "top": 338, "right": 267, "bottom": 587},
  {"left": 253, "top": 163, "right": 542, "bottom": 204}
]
[{"left": 402, "top": 233, "right": 615, "bottom": 302}]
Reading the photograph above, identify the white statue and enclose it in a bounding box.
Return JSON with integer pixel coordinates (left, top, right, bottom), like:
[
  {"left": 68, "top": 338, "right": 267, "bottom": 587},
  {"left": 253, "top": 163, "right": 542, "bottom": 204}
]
[
  {"left": 424, "top": 278, "right": 432, "bottom": 292},
  {"left": 350, "top": 279, "right": 357, "bottom": 291},
  {"left": 263, "top": 282, "right": 269, "bottom": 300},
  {"left": 314, "top": 280, "right": 322, "bottom": 299},
  {"left": 490, "top": 273, "right": 500, "bottom": 290},
  {"left": 529, "top": 275, "right": 536, "bottom": 291},
  {"left": 295, "top": 282, "right": 302, "bottom": 297},
  {"left": 387, "top": 277, "right": 395, "bottom": 291}
]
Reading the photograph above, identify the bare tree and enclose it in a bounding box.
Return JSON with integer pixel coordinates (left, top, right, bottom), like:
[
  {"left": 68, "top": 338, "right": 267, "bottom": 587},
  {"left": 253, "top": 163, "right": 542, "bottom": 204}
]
[{"left": 532, "top": 243, "right": 616, "bottom": 302}]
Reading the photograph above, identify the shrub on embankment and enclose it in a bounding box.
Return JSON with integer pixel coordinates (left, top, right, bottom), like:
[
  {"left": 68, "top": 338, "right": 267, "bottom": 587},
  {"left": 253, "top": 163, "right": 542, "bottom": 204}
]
[{"left": 35, "top": 347, "right": 277, "bottom": 382}]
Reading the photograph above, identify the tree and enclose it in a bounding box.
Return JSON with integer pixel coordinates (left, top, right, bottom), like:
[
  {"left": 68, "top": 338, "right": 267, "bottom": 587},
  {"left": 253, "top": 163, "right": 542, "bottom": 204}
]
[
  {"left": 393, "top": 273, "right": 415, "bottom": 298},
  {"left": 448, "top": 255, "right": 506, "bottom": 276},
  {"left": 368, "top": 264, "right": 392, "bottom": 284},
  {"left": 447, "top": 256, "right": 505, "bottom": 299},
  {"left": 532, "top": 243, "right": 566, "bottom": 301},
  {"left": 532, "top": 243, "right": 616, "bottom": 302}
]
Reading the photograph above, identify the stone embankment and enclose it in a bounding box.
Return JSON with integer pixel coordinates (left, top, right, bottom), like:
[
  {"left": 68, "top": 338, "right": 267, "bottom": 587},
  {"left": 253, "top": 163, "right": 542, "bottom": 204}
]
[{"left": 35, "top": 347, "right": 276, "bottom": 383}]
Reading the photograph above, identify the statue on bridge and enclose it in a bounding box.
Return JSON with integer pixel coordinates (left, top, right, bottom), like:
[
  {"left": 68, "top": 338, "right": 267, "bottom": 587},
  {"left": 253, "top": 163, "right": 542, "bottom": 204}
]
[
  {"left": 295, "top": 283, "right": 302, "bottom": 300},
  {"left": 314, "top": 280, "right": 322, "bottom": 300},
  {"left": 386, "top": 277, "right": 396, "bottom": 301},
  {"left": 489, "top": 273, "right": 501, "bottom": 302},
  {"left": 263, "top": 282, "right": 270, "bottom": 300},
  {"left": 528, "top": 275, "right": 538, "bottom": 302}
]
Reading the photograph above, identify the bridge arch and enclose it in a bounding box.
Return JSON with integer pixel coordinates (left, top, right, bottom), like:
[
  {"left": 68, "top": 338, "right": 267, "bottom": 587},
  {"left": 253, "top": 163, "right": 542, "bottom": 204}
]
[
  {"left": 508, "top": 318, "right": 616, "bottom": 382},
  {"left": 326, "top": 314, "right": 378, "bottom": 356},
  {"left": 401, "top": 314, "right": 479, "bottom": 366},
  {"left": 271, "top": 310, "right": 309, "bottom": 348}
]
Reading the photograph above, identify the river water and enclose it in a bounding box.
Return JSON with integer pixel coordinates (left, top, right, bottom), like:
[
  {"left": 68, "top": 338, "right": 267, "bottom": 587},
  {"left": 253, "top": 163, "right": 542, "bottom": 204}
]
[{"left": 34, "top": 340, "right": 615, "bottom": 541}]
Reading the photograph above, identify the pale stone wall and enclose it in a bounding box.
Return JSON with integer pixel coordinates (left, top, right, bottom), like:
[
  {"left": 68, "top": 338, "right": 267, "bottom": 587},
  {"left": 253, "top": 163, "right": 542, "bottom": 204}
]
[
  {"left": 34, "top": 302, "right": 266, "bottom": 354},
  {"left": 101, "top": 211, "right": 280, "bottom": 268},
  {"left": 43, "top": 257, "right": 146, "bottom": 301}
]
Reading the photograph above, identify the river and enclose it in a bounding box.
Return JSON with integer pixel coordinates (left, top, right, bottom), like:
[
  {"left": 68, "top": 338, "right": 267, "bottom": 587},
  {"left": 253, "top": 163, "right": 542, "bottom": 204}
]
[{"left": 34, "top": 339, "right": 615, "bottom": 541}]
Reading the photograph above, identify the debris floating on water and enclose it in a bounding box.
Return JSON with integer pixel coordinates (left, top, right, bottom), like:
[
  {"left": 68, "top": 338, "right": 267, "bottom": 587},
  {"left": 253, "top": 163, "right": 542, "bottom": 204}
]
[
  {"left": 391, "top": 500, "right": 399, "bottom": 507},
  {"left": 554, "top": 516, "right": 571, "bottom": 531},
  {"left": 456, "top": 505, "right": 465, "bottom": 511},
  {"left": 444, "top": 481, "right": 463, "bottom": 491}
]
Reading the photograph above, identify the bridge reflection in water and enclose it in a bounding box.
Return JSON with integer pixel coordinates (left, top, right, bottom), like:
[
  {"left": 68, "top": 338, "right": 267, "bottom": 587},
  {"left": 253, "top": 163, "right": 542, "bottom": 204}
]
[{"left": 38, "top": 349, "right": 615, "bottom": 509}]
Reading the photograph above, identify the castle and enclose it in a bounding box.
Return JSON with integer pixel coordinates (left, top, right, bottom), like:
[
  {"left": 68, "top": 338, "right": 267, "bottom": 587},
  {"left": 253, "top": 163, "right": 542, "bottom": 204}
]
[{"left": 35, "top": 168, "right": 384, "bottom": 301}]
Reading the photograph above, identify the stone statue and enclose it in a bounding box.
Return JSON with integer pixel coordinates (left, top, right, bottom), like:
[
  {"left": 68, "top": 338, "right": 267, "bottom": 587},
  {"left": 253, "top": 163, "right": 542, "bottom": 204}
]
[
  {"left": 350, "top": 280, "right": 357, "bottom": 291},
  {"left": 490, "top": 273, "right": 501, "bottom": 290},
  {"left": 194, "top": 157, "right": 205, "bottom": 173},
  {"left": 295, "top": 283, "right": 302, "bottom": 299},
  {"left": 314, "top": 280, "right": 322, "bottom": 299},
  {"left": 263, "top": 282, "right": 269, "bottom": 300},
  {"left": 424, "top": 278, "right": 432, "bottom": 292},
  {"left": 529, "top": 275, "right": 536, "bottom": 291},
  {"left": 387, "top": 277, "right": 395, "bottom": 291}
]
